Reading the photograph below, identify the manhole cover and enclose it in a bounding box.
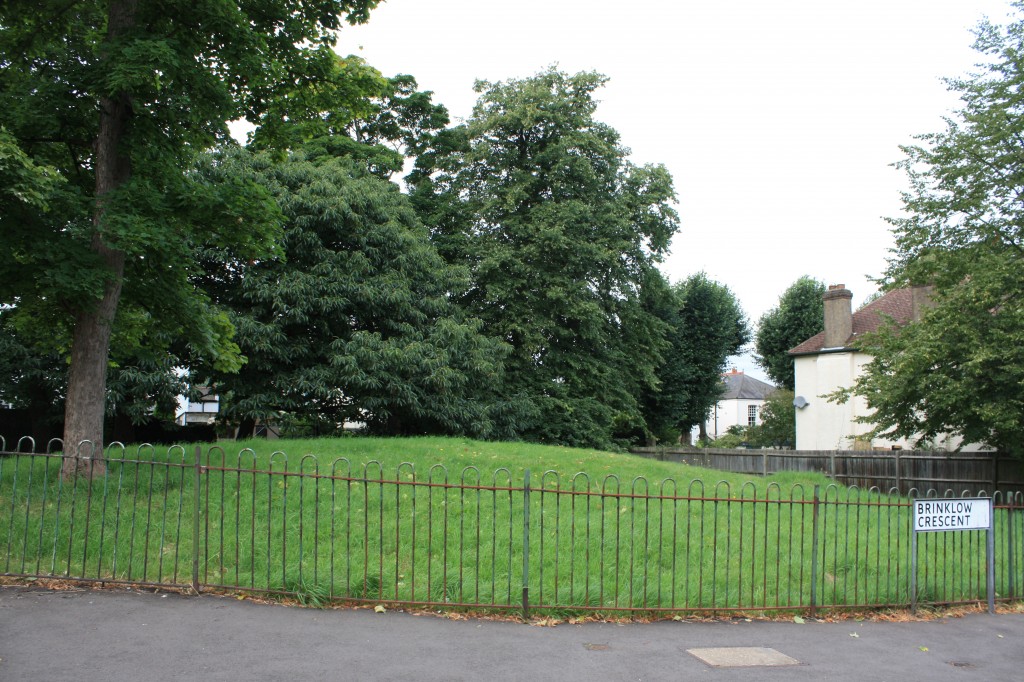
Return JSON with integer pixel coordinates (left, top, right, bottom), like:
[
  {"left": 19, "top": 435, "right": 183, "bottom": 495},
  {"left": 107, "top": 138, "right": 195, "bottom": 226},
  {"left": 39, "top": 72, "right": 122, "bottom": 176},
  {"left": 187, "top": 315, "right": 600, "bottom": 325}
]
[
  {"left": 687, "top": 647, "right": 801, "bottom": 668},
  {"left": 583, "top": 643, "right": 609, "bottom": 651}
]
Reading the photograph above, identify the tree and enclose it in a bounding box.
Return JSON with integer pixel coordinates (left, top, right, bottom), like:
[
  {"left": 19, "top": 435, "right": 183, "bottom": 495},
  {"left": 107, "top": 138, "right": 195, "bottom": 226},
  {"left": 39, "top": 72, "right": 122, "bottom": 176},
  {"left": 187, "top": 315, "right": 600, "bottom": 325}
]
[
  {"left": 755, "top": 277, "right": 825, "bottom": 390},
  {"left": 0, "top": 0, "right": 380, "bottom": 474},
  {"left": 642, "top": 273, "right": 749, "bottom": 443},
  {"left": 410, "top": 68, "right": 679, "bottom": 449},
  {"left": 745, "top": 389, "right": 795, "bottom": 448},
  {"left": 196, "top": 148, "right": 510, "bottom": 439},
  {"left": 843, "top": 6, "right": 1024, "bottom": 456},
  {"left": 0, "top": 309, "right": 66, "bottom": 447},
  {"left": 0, "top": 304, "right": 198, "bottom": 446}
]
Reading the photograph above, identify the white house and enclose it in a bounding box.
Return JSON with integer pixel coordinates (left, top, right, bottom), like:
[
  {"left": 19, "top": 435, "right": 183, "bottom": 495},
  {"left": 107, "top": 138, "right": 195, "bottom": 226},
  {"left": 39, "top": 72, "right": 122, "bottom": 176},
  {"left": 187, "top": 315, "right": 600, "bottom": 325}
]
[
  {"left": 175, "top": 387, "right": 219, "bottom": 426},
  {"left": 698, "top": 368, "right": 777, "bottom": 441},
  {"left": 788, "top": 284, "right": 986, "bottom": 452}
]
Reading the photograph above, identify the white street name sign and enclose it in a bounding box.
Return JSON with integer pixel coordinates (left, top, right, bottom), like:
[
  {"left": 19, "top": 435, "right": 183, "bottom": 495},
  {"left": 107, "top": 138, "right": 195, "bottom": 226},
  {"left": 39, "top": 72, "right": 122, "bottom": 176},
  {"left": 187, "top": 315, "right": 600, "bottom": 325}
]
[{"left": 912, "top": 498, "right": 992, "bottom": 532}]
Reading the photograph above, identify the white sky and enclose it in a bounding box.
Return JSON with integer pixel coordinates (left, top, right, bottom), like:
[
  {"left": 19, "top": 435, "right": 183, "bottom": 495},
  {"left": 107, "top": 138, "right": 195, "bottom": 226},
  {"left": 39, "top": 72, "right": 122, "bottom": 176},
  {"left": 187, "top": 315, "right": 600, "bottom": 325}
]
[{"left": 340, "top": 0, "right": 1015, "bottom": 380}]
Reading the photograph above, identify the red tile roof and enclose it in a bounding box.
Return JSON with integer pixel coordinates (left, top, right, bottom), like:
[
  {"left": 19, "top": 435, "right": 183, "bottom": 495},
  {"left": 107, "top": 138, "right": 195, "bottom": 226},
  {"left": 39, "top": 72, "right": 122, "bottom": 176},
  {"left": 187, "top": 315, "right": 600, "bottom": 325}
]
[{"left": 788, "top": 288, "right": 915, "bottom": 355}]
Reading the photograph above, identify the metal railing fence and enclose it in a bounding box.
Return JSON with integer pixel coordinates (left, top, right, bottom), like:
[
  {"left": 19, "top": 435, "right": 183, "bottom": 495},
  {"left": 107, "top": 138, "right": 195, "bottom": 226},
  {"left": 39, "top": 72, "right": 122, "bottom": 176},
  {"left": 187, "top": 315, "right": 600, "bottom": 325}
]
[{"left": 1, "top": 441, "right": 1022, "bottom": 617}]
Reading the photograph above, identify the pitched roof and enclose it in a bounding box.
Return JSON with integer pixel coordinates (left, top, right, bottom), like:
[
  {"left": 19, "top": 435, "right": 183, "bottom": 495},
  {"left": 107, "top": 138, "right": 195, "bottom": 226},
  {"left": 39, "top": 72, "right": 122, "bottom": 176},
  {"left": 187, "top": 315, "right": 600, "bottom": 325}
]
[
  {"left": 720, "top": 370, "right": 776, "bottom": 400},
  {"left": 788, "top": 288, "right": 916, "bottom": 356}
]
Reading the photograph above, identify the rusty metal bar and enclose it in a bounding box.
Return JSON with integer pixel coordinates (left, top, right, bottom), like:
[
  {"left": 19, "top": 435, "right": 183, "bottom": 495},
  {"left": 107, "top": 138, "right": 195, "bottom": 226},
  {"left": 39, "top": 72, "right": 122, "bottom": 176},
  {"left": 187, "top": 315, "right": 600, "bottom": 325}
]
[
  {"left": 192, "top": 446, "right": 201, "bottom": 592},
  {"left": 522, "top": 468, "right": 530, "bottom": 619},
  {"left": 809, "top": 484, "right": 820, "bottom": 617}
]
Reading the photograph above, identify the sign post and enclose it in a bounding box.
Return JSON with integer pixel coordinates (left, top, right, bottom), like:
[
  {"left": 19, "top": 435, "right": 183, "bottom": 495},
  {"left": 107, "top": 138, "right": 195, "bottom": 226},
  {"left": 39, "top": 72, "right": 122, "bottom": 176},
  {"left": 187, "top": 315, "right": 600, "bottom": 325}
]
[{"left": 911, "top": 498, "right": 994, "bottom": 614}]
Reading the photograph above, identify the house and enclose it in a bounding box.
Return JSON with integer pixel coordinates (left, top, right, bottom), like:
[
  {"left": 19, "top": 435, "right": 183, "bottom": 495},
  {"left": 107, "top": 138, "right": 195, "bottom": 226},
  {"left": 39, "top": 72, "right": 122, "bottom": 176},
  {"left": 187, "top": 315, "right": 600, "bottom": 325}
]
[
  {"left": 175, "top": 386, "right": 219, "bottom": 426},
  {"left": 698, "top": 368, "right": 777, "bottom": 440},
  {"left": 788, "top": 283, "right": 984, "bottom": 451}
]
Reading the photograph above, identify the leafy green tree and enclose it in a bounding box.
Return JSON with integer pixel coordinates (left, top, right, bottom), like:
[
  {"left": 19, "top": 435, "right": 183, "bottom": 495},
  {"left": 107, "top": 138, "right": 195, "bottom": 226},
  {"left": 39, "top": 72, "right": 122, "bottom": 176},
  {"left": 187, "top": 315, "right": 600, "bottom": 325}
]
[
  {"left": 745, "top": 389, "right": 795, "bottom": 448},
  {"left": 247, "top": 58, "right": 450, "bottom": 175},
  {"left": 642, "top": 273, "right": 749, "bottom": 443},
  {"left": 0, "top": 306, "right": 196, "bottom": 446},
  {"left": 410, "top": 68, "right": 679, "bottom": 449},
  {"left": 844, "top": 5, "right": 1024, "bottom": 456},
  {"left": 755, "top": 277, "right": 825, "bottom": 390},
  {"left": 0, "top": 310, "right": 66, "bottom": 447},
  {"left": 196, "top": 148, "right": 510, "bottom": 439},
  {"left": 0, "top": 0, "right": 380, "bottom": 473}
]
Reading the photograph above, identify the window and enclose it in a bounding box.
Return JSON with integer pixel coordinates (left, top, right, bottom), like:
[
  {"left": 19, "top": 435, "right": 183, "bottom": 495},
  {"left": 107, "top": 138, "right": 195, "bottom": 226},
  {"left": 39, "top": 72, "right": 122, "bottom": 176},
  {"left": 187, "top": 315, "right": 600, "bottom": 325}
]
[{"left": 747, "top": 405, "right": 758, "bottom": 427}]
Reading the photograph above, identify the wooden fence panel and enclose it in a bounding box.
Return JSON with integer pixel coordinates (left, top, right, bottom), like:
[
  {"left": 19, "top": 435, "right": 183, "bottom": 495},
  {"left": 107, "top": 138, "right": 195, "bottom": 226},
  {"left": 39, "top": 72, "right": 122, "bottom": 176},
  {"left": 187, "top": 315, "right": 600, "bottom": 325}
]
[{"left": 630, "top": 447, "right": 1024, "bottom": 496}]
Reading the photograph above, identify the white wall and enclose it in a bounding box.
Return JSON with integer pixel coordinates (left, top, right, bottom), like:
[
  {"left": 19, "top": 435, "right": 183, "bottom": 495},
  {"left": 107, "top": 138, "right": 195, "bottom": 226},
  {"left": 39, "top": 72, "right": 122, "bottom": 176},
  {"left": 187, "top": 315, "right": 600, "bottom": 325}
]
[
  {"left": 793, "top": 351, "right": 981, "bottom": 451},
  {"left": 701, "top": 398, "right": 764, "bottom": 440},
  {"left": 175, "top": 395, "right": 219, "bottom": 426}
]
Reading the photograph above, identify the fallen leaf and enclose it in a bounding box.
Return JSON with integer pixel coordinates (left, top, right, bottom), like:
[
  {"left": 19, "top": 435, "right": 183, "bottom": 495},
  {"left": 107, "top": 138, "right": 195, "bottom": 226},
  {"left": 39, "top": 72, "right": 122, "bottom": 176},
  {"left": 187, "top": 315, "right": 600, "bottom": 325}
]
[
  {"left": 849, "top": 632, "right": 859, "bottom": 638},
  {"left": 236, "top": 595, "right": 245, "bottom": 600},
  {"left": 374, "top": 605, "right": 386, "bottom": 614},
  {"left": 672, "top": 615, "right": 683, "bottom": 621},
  {"left": 919, "top": 646, "right": 928, "bottom": 652},
  {"left": 793, "top": 616, "right": 805, "bottom": 624}
]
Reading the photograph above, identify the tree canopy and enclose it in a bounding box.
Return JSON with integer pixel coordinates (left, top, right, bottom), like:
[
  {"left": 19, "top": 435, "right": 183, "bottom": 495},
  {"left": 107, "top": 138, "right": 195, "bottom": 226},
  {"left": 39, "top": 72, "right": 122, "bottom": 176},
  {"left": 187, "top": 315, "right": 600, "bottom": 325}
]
[
  {"left": 410, "top": 68, "right": 679, "bottom": 449},
  {"left": 0, "top": 0, "right": 381, "bottom": 470},
  {"left": 642, "top": 273, "right": 749, "bottom": 444},
  {"left": 846, "top": 5, "right": 1024, "bottom": 455},
  {"left": 195, "top": 147, "right": 510, "bottom": 439},
  {"left": 754, "top": 276, "right": 825, "bottom": 390}
]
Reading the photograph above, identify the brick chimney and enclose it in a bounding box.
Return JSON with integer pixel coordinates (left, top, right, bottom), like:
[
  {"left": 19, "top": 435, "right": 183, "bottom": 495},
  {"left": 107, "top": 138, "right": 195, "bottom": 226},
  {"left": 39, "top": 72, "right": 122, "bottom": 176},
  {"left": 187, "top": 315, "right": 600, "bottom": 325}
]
[
  {"left": 911, "top": 284, "right": 935, "bottom": 322},
  {"left": 823, "top": 284, "right": 853, "bottom": 348}
]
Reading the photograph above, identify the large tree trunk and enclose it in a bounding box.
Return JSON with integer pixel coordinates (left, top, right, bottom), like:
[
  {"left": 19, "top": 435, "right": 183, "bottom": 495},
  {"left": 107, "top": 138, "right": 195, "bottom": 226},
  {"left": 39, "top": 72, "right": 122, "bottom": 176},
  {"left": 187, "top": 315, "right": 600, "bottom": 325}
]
[{"left": 61, "top": 0, "right": 137, "bottom": 479}]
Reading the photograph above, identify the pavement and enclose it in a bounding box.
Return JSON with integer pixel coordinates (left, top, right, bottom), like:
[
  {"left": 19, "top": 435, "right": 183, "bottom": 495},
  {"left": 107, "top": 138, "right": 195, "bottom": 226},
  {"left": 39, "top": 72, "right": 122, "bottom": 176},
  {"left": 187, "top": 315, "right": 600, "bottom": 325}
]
[{"left": 1, "top": 585, "right": 1022, "bottom": 681}]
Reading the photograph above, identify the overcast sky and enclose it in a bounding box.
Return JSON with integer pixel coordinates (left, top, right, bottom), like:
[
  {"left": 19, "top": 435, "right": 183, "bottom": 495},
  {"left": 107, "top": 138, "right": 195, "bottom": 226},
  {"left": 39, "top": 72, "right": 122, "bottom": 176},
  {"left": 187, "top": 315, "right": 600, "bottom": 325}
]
[{"left": 340, "top": 0, "right": 1015, "bottom": 380}]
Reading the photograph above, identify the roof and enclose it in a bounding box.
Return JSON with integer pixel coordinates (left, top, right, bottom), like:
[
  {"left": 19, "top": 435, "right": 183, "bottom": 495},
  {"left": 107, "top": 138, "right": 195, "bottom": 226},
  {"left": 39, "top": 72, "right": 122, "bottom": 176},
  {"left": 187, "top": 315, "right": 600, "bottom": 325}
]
[
  {"left": 720, "top": 370, "right": 776, "bottom": 400},
  {"left": 788, "top": 287, "right": 915, "bottom": 356}
]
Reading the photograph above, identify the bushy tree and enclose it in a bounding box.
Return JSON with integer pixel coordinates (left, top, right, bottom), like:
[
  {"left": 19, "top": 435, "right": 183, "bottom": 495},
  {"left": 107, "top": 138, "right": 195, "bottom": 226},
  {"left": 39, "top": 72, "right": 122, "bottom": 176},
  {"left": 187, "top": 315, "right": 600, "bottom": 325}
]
[
  {"left": 643, "top": 273, "right": 749, "bottom": 443},
  {"left": 745, "top": 389, "right": 795, "bottom": 448},
  {"left": 844, "top": 6, "right": 1024, "bottom": 456},
  {"left": 755, "top": 277, "right": 825, "bottom": 390},
  {"left": 0, "top": 305, "right": 197, "bottom": 446},
  {"left": 410, "top": 68, "right": 679, "bottom": 449},
  {"left": 0, "top": 0, "right": 380, "bottom": 474},
  {"left": 196, "top": 148, "right": 510, "bottom": 439}
]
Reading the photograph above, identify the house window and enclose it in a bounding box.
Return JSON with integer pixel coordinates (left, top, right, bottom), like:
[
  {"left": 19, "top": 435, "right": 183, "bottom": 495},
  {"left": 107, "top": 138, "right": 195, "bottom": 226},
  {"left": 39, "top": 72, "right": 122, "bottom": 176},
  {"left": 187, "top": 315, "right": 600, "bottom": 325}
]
[{"left": 747, "top": 405, "right": 758, "bottom": 427}]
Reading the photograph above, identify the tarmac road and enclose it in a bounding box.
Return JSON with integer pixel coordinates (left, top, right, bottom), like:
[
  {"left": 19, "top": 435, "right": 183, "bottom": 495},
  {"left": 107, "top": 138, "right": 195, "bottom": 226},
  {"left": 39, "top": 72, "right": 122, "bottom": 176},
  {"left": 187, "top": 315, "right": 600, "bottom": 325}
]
[{"left": 1, "top": 585, "right": 1022, "bottom": 681}]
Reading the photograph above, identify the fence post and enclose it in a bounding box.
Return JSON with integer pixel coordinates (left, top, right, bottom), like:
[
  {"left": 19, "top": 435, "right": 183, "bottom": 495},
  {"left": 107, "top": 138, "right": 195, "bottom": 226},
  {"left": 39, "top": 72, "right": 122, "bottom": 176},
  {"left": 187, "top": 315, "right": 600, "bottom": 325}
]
[
  {"left": 987, "top": 508, "right": 996, "bottom": 615},
  {"left": 894, "top": 450, "right": 901, "bottom": 494},
  {"left": 192, "top": 445, "right": 202, "bottom": 594},
  {"left": 910, "top": 524, "right": 918, "bottom": 615},
  {"left": 809, "top": 485, "right": 820, "bottom": 617},
  {"left": 1007, "top": 497, "right": 1015, "bottom": 601},
  {"left": 762, "top": 451, "right": 768, "bottom": 477},
  {"left": 522, "top": 468, "right": 530, "bottom": 620},
  {"left": 993, "top": 457, "right": 999, "bottom": 493}
]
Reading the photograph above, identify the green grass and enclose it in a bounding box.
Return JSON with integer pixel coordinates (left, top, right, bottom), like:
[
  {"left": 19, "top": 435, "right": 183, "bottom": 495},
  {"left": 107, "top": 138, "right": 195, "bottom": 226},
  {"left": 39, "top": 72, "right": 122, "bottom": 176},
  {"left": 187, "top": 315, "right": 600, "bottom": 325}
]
[{"left": 1, "top": 436, "right": 1018, "bottom": 615}]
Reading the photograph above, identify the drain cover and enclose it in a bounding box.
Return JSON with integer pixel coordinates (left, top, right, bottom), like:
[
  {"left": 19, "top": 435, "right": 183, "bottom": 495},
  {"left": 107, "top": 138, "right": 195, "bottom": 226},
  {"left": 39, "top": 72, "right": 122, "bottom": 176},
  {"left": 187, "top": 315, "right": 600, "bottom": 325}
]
[{"left": 687, "top": 647, "right": 801, "bottom": 668}]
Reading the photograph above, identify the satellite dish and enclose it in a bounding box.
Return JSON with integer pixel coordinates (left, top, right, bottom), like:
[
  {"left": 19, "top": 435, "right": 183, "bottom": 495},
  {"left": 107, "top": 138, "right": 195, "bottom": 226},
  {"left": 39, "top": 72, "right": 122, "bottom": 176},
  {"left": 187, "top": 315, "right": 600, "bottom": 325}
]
[{"left": 793, "top": 395, "right": 809, "bottom": 410}]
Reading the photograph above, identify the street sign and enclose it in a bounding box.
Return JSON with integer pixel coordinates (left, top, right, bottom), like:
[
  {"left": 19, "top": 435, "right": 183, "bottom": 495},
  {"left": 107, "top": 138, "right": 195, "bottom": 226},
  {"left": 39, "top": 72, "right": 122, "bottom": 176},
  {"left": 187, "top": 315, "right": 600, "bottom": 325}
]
[
  {"left": 910, "top": 497, "right": 995, "bottom": 614},
  {"left": 912, "top": 498, "right": 992, "bottom": 532}
]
